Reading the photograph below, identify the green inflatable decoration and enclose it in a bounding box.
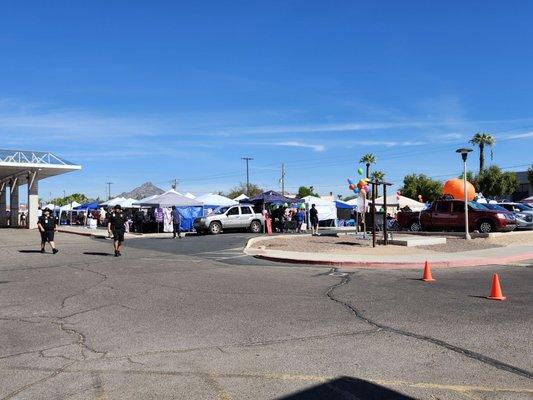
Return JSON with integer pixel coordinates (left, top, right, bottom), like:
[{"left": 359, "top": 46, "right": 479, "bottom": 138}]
[{"left": 357, "top": 167, "right": 364, "bottom": 175}]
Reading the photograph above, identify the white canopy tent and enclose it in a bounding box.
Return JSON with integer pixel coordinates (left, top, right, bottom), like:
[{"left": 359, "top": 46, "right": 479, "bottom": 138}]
[
  {"left": 43, "top": 203, "right": 56, "bottom": 210},
  {"left": 136, "top": 189, "right": 203, "bottom": 207},
  {"left": 233, "top": 193, "right": 249, "bottom": 201},
  {"left": 345, "top": 197, "right": 368, "bottom": 212},
  {"left": 54, "top": 201, "right": 82, "bottom": 224},
  {"left": 54, "top": 201, "right": 81, "bottom": 212},
  {"left": 373, "top": 195, "right": 425, "bottom": 212},
  {"left": 195, "top": 193, "right": 237, "bottom": 208},
  {"left": 301, "top": 196, "right": 337, "bottom": 221},
  {"left": 184, "top": 192, "right": 196, "bottom": 199},
  {"left": 117, "top": 197, "right": 140, "bottom": 208},
  {"left": 135, "top": 194, "right": 158, "bottom": 204},
  {"left": 100, "top": 197, "right": 126, "bottom": 207}
]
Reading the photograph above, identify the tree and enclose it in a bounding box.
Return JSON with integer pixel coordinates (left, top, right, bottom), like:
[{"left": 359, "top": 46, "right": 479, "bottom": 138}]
[
  {"left": 469, "top": 132, "right": 495, "bottom": 172},
  {"left": 227, "top": 183, "right": 262, "bottom": 199},
  {"left": 458, "top": 171, "right": 477, "bottom": 187},
  {"left": 370, "top": 170, "right": 385, "bottom": 197},
  {"left": 528, "top": 165, "right": 533, "bottom": 188},
  {"left": 50, "top": 193, "right": 89, "bottom": 206},
  {"left": 476, "top": 165, "right": 518, "bottom": 198},
  {"left": 297, "top": 186, "right": 319, "bottom": 198},
  {"left": 359, "top": 153, "right": 376, "bottom": 178},
  {"left": 399, "top": 174, "right": 442, "bottom": 203}
]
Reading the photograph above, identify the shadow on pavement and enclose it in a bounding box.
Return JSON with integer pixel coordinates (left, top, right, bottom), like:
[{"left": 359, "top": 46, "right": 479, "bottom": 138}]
[
  {"left": 276, "top": 376, "right": 415, "bottom": 400},
  {"left": 18, "top": 250, "right": 43, "bottom": 254},
  {"left": 83, "top": 252, "right": 112, "bottom": 256}
]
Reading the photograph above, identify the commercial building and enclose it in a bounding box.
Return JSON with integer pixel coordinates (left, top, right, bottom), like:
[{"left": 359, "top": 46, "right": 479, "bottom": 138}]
[
  {"left": 0, "top": 149, "right": 81, "bottom": 229},
  {"left": 513, "top": 170, "right": 532, "bottom": 201}
]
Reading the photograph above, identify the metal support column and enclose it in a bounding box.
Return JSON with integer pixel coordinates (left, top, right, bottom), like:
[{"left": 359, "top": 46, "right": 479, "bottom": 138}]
[
  {"left": 0, "top": 182, "right": 7, "bottom": 227},
  {"left": 10, "top": 178, "right": 19, "bottom": 227},
  {"left": 27, "top": 171, "right": 39, "bottom": 229}
]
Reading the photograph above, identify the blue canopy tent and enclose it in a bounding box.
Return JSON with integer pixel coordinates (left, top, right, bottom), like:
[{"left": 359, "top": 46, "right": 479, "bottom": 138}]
[
  {"left": 335, "top": 200, "right": 355, "bottom": 226},
  {"left": 73, "top": 202, "right": 100, "bottom": 211},
  {"left": 335, "top": 200, "right": 354, "bottom": 209},
  {"left": 72, "top": 201, "right": 101, "bottom": 226}
]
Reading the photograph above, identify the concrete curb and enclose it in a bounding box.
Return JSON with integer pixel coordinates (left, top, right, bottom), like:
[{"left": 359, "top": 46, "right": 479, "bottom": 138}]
[
  {"left": 244, "top": 235, "right": 533, "bottom": 269},
  {"left": 57, "top": 228, "right": 106, "bottom": 238},
  {"left": 245, "top": 251, "right": 533, "bottom": 269},
  {"left": 57, "top": 228, "right": 195, "bottom": 240}
]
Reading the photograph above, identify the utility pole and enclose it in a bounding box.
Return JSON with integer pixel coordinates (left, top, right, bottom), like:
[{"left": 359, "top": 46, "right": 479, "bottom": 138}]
[
  {"left": 171, "top": 179, "right": 178, "bottom": 191},
  {"left": 106, "top": 182, "right": 113, "bottom": 200},
  {"left": 241, "top": 157, "right": 253, "bottom": 195},
  {"left": 280, "top": 163, "right": 286, "bottom": 196},
  {"left": 63, "top": 190, "right": 66, "bottom": 198}
]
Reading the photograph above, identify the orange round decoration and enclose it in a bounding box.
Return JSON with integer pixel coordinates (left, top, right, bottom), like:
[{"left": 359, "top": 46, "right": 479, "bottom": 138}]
[{"left": 442, "top": 178, "right": 475, "bottom": 201}]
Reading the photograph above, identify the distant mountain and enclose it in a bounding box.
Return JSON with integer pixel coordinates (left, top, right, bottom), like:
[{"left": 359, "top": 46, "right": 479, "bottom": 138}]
[{"left": 117, "top": 182, "right": 165, "bottom": 200}]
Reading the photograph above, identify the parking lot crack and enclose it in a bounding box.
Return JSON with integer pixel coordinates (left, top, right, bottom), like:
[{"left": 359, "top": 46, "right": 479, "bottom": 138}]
[
  {"left": 60, "top": 265, "right": 108, "bottom": 309},
  {"left": 325, "top": 273, "right": 533, "bottom": 380}
]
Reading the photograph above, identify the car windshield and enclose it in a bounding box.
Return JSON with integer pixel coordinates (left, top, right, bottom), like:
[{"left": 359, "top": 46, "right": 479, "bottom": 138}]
[
  {"left": 481, "top": 203, "right": 508, "bottom": 212},
  {"left": 468, "top": 201, "right": 488, "bottom": 210},
  {"left": 514, "top": 203, "right": 532, "bottom": 212},
  {"left": 211, "top": 206, "right": 230, "bottom": 215}
]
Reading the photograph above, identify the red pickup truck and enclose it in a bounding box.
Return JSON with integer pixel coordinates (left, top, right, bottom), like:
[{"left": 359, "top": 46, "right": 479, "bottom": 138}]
[{"left": 396, "top": 199, "right": 517, "bottom": 233}]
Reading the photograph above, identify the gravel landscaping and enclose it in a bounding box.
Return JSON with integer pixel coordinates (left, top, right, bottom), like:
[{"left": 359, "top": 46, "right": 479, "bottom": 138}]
[{"left": 250, "top": 231, "right": 533, "bottom": 255}]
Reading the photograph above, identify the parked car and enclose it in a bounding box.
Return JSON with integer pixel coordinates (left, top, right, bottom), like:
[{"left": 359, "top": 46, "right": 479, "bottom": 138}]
[
  {"left": 495, "top": 202, "right": 533, "bottom": 230},
  {"left": 194, "top": 204, "right": 264, "bottom": 234},
  {"left": 396, "top": 199, "right": 517, "bottom": 233}
]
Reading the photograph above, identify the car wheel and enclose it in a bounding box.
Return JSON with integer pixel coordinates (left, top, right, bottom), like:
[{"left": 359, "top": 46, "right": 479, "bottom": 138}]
[
  {"left": 410, "top": 221, "right": 421, "bottom": 232},
  {"left": 250, "top": 220, "right": 262, "bottom": 233},
  {"left": 478, "top": 220, "right": 494, "bottom": 233},
  {"left": 209, "top": 222, "right": 222, "bottom": 234}
]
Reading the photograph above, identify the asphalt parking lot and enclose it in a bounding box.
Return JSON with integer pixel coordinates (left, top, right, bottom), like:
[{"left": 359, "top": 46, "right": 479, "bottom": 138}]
[{"left": 0, "top": 229, "right": 532, "bottom": 399}]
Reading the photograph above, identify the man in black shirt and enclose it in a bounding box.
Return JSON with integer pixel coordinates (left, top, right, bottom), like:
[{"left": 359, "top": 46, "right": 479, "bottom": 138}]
[
  {"left": 310, "top": 203, "right": 319, "bottom": 236},
  {"left": 107, "top": 204, "right": 126, "bottom": 257},
  {"left": 37, "top": 208, "right": 58, "bottom": 254}
]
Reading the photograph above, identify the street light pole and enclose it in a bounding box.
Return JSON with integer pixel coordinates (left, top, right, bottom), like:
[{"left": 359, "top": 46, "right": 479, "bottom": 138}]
[{"left": 456, "top": 148, "right": 473, "bottom": 240}]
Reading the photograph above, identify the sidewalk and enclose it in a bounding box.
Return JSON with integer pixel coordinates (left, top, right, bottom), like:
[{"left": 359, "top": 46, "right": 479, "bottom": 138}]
[
  {"left": 57, "top": 225, "right": 193, "bottom": 239},
  {"left": 245, "top": 238, "right": 533, "bottom": 269}
]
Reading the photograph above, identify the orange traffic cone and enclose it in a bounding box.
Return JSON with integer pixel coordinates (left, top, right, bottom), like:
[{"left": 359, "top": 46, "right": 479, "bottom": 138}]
[
  {"left": 421, "top": 261, "right": 435, "bottom": 282},
  {"left": 487, "top": 273, "right": 506, "bottom": 301}
]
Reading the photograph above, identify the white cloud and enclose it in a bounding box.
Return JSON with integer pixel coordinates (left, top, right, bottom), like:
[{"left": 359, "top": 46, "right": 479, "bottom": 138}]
[
  {"left": 355, "top": 140, "right": 426, "bottom": 147},
  {"left": 505, "top": 131, "right": 533, "bottom": 139},
  {"left": 275, "top": 141, "right": 325, "bottom": 152},
  {"left": 441, "top": 133, "right": 464, "bottom": 140}
]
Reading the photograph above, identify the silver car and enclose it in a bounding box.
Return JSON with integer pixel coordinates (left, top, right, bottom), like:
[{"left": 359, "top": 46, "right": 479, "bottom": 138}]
[
  {"left": 194, "top": 204, "right": 264, "bottom": 234},
  {"left": 496, "top": 202, "right": 533, "bottom": 230}
]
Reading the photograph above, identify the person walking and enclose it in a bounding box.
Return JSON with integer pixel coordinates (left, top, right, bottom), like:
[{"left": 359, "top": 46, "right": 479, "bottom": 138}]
[
  {"left": 107, "top": 204, "right": 126, "bottom": 257},
  {"left": 310, "top": 203, "right": 319, "bottom": 236},
  {"left": 296, "top": 206, "right": 305, "bottom": 233},
  {"left": 171, "top": 206, "right": 181, "bottom": 239},
  {"left": 38, "top": 208, "right": 58, "bottom": 254},
  {"left": 20, "top": 212, "right": 27, "bottom": 228}
]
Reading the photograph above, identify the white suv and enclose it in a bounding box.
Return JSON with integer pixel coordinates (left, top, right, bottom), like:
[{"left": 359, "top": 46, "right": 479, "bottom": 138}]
[{"left": 194, "top": 205, "right": 264, "bottom": 234}]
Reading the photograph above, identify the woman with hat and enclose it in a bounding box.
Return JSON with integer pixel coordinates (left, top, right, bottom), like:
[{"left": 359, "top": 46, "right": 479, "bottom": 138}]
[{"left": 37, "top": 208, "right": 58, "bottom": 254}]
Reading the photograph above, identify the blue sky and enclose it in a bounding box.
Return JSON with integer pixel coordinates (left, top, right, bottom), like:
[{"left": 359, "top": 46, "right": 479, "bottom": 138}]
[{"left": 1, "top": 1, "right": 533, "bottom": 200}]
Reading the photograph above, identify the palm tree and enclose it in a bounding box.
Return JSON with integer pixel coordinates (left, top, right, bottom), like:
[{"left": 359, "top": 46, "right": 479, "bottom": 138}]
[
  {"left": 469, "top": 132, "right": 495, "bottom": 172},
  {"left": 370, "top": 170, "right": 385, "bottom": 197},
  {"left": 359, "top": 153, "right": 376, "bottom": 178}
]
